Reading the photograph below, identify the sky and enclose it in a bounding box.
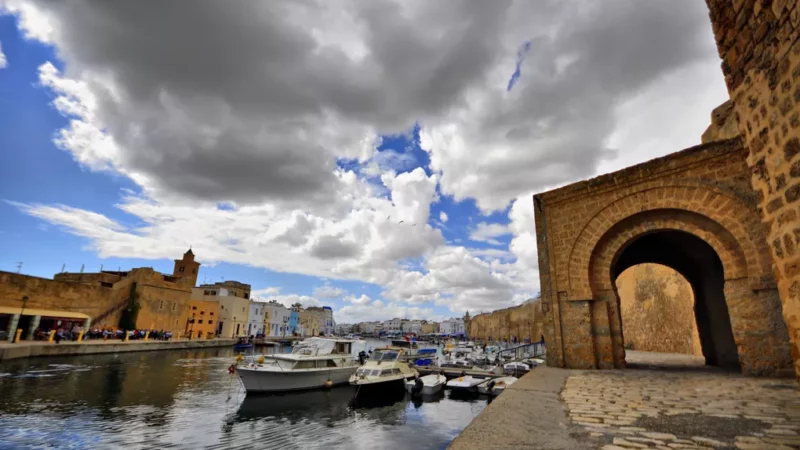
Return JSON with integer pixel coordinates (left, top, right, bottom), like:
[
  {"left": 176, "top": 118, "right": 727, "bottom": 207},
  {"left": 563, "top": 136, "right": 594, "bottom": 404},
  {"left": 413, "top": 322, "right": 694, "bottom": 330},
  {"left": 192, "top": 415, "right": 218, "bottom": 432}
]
[{"left": 0, "top": 1, "right": 728, "bottom": 324}]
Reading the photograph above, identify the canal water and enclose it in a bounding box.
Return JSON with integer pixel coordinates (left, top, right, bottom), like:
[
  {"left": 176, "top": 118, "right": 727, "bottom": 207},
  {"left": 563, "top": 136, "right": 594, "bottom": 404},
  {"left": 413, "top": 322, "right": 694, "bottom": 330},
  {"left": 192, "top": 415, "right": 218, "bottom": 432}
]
[{"left": 0, "top": 340, "right": 487, "bottom": 449}]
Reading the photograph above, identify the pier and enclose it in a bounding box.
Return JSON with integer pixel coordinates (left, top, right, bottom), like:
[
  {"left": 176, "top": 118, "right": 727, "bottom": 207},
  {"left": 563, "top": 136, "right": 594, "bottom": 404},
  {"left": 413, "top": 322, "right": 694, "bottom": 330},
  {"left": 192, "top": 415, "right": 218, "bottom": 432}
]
[{"left": 0, "top": 338, "right": 237, "bottom": 362}]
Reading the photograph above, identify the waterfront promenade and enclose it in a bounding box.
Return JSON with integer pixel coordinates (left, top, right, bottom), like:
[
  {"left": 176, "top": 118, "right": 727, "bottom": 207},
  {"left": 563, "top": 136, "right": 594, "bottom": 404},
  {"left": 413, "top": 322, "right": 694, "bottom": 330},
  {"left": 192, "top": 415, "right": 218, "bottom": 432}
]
[
  {"left": 450, "top": 351, "right": 800, "bottom": 449},
  {"left": 0, "top": 338, "right": 237, "bottom": 362}
]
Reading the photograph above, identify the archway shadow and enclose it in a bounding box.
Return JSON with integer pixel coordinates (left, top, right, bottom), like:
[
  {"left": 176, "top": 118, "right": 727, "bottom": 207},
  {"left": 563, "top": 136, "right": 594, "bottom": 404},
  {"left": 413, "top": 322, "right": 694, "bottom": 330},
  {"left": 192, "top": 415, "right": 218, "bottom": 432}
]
[{"left": 612, "top": 230, "right": 741, "bottom": 372}]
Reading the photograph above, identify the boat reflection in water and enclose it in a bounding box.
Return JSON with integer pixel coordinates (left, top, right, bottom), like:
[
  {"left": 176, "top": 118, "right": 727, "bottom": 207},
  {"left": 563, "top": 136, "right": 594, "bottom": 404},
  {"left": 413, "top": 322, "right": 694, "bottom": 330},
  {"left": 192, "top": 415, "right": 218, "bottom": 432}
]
[{"left": 233, "top": 387, "right": 354, "bottom": 425}]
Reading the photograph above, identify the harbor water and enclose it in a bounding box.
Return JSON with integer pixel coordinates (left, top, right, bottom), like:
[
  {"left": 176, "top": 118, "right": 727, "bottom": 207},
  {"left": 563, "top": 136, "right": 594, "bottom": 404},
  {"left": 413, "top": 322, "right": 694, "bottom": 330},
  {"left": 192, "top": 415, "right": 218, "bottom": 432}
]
[{"left": 0, "top": 340, "right": 488, "bottom": 449}]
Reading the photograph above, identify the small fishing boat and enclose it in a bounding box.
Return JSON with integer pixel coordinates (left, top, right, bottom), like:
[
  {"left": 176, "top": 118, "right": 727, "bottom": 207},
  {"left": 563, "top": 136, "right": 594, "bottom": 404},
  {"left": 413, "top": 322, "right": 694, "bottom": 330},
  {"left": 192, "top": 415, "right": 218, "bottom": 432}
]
[
  {"left": 233, "top": 337, "right": 253, "bottom": 351},
  {"left": 446, "top": 375, "right": 489, "bottom": 393},
  {"left": 405, "top": 374, "right": 447, "bottom": 395},
  {"left": 477, "top": 376, "right": 517, "bottom": 396},
  {"left": 503, "top": 362, "right": 530, "bottom": 375}
]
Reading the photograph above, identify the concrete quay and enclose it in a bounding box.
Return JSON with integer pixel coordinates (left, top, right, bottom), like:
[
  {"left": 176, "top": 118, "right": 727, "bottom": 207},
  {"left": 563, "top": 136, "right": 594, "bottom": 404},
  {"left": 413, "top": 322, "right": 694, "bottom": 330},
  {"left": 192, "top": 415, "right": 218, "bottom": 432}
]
[
  {"left": 0, "top": 338, "right": 237, "bottom": 362},
  {"left": 450, "top": 351, "right": 800, "bottom": 450}
]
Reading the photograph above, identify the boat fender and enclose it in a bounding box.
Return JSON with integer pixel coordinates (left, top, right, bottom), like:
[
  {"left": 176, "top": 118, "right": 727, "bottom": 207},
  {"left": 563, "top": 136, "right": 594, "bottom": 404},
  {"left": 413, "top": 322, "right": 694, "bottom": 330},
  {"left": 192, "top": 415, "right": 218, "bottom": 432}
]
[
  {"left": 257, "top": 355, "right": 265, "bottom": 364},
  {"left": 235, "top": 354, "right": 244, "bottom": 362},
  {"left": 227, "top": 364, "right": 236, "bottom": 375},
  {"left": 324, "top": 379, "right": 333, "bottom": 389}
]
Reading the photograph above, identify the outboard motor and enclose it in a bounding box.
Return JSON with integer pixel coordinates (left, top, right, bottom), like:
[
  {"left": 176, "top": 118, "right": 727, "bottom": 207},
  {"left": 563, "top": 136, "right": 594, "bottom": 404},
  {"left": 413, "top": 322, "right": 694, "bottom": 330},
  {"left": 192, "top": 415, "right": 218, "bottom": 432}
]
[
  {"left": 358, "top": 350, "right": 367, "bottom": 365},
  {"left": 486, "top": 379, "right": 496, "bottom": 392},
  {"left": 411, "top": 377, "right": 424, "bottom": 396}
]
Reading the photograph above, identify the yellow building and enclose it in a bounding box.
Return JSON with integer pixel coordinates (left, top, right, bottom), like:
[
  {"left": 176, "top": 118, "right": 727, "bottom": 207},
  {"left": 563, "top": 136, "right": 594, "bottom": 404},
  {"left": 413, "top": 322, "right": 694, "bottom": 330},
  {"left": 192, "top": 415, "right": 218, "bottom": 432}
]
[
  {"left": 186, "top": 298, "right": 220, "bottom": 339},
  {"left": 1, "top": 250, "right": 200, "bottom": 340},
  {"left": 298, "top": 309, "right": 321, "bottom": 337},
  {"left": 191, "top": 281, "right": 251, "bottom": 338}
]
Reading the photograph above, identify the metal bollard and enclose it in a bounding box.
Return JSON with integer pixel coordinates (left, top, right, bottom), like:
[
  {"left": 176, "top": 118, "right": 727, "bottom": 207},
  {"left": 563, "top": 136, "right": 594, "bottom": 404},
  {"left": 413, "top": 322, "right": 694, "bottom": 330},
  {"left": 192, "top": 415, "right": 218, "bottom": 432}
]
[
  {"left": 77, "top": 331, "right": 85, "bottom": 342},
  {"left": 48, "top": 330, "right": 55, "bottom": 342},
  {"left": 14, "top": 328, "right": 23, "bottom": 343},
  {"left": 144, "top": 331, "right": 150, "bottom": 341}
]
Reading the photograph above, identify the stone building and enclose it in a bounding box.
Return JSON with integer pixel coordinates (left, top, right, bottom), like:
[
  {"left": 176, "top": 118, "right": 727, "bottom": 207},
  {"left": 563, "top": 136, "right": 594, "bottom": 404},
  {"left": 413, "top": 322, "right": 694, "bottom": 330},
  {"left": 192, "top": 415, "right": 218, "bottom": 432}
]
[
  {"left": 186, "top": 297, "right": 220, "bottom": 339},
  {"left": 532, "top": 1, "right": 800, "bottom": 379},
  {"left": 1, "top": 249, "right": 201, "bottom": 340},
  {"left": 534, "top": 137, "right": 793, "bottom": 377}
]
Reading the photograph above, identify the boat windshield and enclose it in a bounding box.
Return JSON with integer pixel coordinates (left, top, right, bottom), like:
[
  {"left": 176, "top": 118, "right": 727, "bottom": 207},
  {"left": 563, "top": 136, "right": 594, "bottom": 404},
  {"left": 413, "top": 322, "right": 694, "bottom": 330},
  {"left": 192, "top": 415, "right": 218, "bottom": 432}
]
[{"left": 372, "top": 350, "right": 400, "bottom": 361}]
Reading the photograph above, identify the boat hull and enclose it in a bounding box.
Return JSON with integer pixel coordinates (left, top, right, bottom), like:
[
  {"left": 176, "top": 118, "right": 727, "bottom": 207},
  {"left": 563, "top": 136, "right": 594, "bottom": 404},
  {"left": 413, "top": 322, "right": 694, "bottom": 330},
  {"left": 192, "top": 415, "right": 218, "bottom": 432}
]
[
  {"left": 352, "top": 376, "right": 409, "bottom": 396},
  {"left": 237, "top": 366, "right": 357, "bottom": 393}
]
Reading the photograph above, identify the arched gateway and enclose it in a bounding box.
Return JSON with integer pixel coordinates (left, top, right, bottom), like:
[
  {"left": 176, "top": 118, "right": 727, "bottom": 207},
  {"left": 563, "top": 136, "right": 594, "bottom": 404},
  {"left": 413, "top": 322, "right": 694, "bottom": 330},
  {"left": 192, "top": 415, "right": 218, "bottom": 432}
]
[{"left": 533, "top": 138, "right": 794, "bottom": 377}]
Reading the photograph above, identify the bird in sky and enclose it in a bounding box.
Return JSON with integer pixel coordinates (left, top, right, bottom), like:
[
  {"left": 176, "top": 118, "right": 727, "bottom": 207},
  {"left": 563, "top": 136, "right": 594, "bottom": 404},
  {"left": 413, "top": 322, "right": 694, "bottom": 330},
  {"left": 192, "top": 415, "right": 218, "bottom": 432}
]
[{"left": 398, "top": 220, "right": 404, "bottom": 224}]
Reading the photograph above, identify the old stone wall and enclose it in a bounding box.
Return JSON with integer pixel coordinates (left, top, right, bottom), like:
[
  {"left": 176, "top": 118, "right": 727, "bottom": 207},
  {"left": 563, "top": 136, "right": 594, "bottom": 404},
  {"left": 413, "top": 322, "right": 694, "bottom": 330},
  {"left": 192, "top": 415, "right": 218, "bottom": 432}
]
[
  {"left": 468, "top": 301, "right": 546, "bottom": 342},
  {"left": 533, "top": 138, "right": 793, "bottom": 376},
  {"left": 706, "top": 0, "right": 800, "bottom": 379},
  {"left": 616, "top": 264, "right": 703, "bottom": 356},
  {"left": 0, "top": 271, "right": 120, "bottom": 322}
]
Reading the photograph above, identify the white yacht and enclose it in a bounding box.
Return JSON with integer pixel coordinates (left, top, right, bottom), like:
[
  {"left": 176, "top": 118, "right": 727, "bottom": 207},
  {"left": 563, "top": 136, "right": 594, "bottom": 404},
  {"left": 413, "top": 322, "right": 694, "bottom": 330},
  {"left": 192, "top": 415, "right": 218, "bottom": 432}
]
[
  {"left": 349, "top": 347, "right": 418, "bottom": 394},
  {"left": 236, "top": 337, "right": 367, "bottom": 393}
]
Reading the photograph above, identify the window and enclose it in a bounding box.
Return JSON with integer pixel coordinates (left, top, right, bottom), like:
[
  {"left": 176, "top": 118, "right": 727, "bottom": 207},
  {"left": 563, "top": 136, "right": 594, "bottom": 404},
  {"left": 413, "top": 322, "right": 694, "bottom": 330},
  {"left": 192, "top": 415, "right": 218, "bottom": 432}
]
[
  {"left": 192, "top": 306, "right": 197, "bottom": 310},
  {"left": 244, "top": 293, "right": 250, "bottom": 299},
  {"left": 179, "top": 266, "right": 185, "bottom": 273},
  {"left": 210, "top": 312, "right": 214, "bottom": 316},
  {"left": 208, "top": 320, "right": 213, "bottom": 325},
  {"left": 242, "top": 307, "right": 245, "bottom": 313},
  {"left": 159, "top": 300, "right": 164, "bottom": 310},
  {"left": 198, "top": 320, "right": 203, "bottom": 324},
  {"left": 200, "top": 311, "right": 204, "bottom": 315},
  {"left": 172, "top": 303, "right": 176, "bottom": 311}
]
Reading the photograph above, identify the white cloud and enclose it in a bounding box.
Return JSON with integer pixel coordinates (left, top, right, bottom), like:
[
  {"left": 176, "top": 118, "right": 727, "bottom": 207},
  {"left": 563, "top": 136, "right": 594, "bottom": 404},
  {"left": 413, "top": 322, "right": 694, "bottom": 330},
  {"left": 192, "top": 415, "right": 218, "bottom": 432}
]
[
  {"left": 312, "top": 284, "right": 347, "bottom": 299},
  {"left": 3, "top": 1, "right": 728, "bottom": 320},
  {"left": 335, "top": 300, "right": 440, "bottom": 324},
  {"left": 251, "top": 287, "right": 281, "bottom": 298},
  {"left": 469, "top": 222, "right": 510, "bottom": 246},
  {"left": 0, "top": 41, "right": 6, "bottom": 69},
  {"left": 270, "top": 294, "right": 321, "bottom": 309}
]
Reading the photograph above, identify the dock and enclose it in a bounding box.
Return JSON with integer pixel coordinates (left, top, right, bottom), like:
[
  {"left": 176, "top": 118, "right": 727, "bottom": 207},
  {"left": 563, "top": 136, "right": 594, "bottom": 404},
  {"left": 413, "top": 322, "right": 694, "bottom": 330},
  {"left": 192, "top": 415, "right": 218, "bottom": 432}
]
[
  {"left": 0, "top": 338, "right": 237, "bottom": 362},
  {"left": 417, "top": 366, "right": 502, "bottom": 378}
]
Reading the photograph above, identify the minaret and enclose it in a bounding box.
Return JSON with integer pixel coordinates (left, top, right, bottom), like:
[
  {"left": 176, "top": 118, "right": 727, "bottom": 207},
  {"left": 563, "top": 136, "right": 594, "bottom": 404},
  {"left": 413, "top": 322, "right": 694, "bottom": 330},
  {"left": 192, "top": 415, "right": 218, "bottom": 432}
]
[{"left": 173, "top": 248, "right": 201, "bottom": 286}]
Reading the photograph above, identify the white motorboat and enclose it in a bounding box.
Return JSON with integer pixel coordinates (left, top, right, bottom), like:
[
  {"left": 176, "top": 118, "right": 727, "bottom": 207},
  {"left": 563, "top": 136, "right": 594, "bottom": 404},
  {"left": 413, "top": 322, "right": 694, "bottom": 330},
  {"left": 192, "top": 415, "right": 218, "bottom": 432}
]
[
  {"left": 350, "top": 347, "right": 418, "bottom": 395},
  {"left": 503, "top": 362, "right": 530, "bottom": 375},
  {"left": 405, "top": 374, "right": 447, "bottom": 395},
  {"left": 477, "top": 376, "right": 518, "bottom": 396},
  {"left": 236, "top": 337, "right": 366, "bottom": 393},
  {"left": 446, "top": 375, "right": 489, "bottom": 392}
]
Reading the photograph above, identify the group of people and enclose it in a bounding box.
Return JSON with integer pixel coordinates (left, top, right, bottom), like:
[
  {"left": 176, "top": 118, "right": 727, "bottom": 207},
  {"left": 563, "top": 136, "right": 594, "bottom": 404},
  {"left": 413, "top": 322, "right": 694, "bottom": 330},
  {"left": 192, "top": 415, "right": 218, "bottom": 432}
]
[{"left": 31, "top": 326, "right": 174, "bottom": 343}]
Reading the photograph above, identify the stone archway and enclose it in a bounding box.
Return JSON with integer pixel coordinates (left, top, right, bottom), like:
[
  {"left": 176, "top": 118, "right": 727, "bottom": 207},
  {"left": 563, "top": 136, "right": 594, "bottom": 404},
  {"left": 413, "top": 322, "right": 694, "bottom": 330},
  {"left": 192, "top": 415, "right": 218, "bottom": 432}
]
[{"left": 534, "top": 139, "right": 794, "bottom": 377}]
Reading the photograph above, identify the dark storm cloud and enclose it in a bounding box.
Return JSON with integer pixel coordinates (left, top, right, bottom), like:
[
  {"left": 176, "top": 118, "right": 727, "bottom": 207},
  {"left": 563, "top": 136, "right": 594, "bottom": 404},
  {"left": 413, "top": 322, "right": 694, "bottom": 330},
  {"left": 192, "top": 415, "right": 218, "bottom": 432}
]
[{"left": 23, "top": 0, "right": 512, "bottom": 205}]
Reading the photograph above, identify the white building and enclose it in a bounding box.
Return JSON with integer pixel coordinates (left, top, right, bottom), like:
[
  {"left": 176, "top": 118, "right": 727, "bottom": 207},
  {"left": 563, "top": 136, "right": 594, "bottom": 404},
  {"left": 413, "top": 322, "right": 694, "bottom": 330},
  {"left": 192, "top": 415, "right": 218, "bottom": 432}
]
[
  {"left": 384, "top": 318, "right": 403, "bottom": 332},
  {"left": 321, "top": 306, "right": 335, "bottom": 335},
  {"left": 246, "top": 301, "right": 266, "bottom": 336},
  {"left": 264, "top": 300, "right": 290, "bottom": 337},
  {"left": 335, "top": 323, "right": 353, "bottom": 335},
  {"left": 357, "top": 321, "right": 381, "bottom": 334},
  {"left": 440, "top": 317, "right": 465, "bottom": 335},
  {"left": 403, "top": 320, "right": 422, "bottom": 335}
]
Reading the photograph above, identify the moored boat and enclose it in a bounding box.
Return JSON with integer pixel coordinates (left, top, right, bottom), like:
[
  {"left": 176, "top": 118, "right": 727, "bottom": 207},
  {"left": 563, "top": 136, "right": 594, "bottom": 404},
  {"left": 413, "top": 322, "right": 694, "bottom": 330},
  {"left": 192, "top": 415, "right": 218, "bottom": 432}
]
[
  {"left": 446, "top": 375, "right": 489, "bottom": 392},
  {"left": 405, "top": 374, "right": 447, "bottom": 395},
  {"left": 236, "top": 337, "right": 366, "bottom": 393},
  {"left": 477, "top": 376, "right": 517, "bottom": 396},
  {"left": 349, "top": 347, "right": 418, "bottom": 395}
]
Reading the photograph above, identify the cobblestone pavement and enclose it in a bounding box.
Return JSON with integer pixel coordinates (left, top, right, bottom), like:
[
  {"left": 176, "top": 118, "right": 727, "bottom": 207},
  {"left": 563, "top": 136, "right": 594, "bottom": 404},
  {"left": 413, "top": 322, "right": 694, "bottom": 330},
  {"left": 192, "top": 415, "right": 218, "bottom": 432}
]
[{"left": 562, "top": 367, "right": 800, "bottom": 449}]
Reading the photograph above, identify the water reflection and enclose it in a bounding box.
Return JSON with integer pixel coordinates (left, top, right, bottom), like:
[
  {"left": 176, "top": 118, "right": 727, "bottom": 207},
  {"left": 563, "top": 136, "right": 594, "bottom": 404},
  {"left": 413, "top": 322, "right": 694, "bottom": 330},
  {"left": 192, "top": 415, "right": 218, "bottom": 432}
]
[{"left": 0, "top": 346, "right": 487, "bottom": 450}]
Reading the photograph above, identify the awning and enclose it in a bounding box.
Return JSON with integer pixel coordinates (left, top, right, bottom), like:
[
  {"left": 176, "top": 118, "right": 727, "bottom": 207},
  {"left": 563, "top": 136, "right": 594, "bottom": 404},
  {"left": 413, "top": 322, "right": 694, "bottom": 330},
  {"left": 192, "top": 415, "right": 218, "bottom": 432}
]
[{"left": 0, "top": 306, "right": 90, "bottom": 320}]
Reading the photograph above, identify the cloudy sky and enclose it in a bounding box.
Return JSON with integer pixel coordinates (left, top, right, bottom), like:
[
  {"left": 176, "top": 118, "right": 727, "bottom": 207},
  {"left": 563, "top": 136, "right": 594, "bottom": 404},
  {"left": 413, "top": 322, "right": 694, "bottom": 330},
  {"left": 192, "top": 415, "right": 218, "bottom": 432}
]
[{"left": 0, "top": 1, "right": 727, "bottom": 323}]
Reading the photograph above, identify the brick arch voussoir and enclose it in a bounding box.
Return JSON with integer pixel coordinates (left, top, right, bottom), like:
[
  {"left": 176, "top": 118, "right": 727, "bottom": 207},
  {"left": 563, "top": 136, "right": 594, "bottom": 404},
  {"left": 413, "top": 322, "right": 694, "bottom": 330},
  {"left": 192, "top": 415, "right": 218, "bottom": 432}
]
[
  {"left": 567, "top": 185, "right": 770, "bottom": 299},
  {"left": 587, "top": 212, "right": 748, "bottom": 292}
]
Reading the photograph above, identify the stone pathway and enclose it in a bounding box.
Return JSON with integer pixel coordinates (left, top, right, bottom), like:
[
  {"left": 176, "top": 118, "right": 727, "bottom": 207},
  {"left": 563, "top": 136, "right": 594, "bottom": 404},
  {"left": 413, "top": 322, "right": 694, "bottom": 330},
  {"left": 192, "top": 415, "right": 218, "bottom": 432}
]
[{"left": 562, "top": 368, "right": 800, "bottom": 449}]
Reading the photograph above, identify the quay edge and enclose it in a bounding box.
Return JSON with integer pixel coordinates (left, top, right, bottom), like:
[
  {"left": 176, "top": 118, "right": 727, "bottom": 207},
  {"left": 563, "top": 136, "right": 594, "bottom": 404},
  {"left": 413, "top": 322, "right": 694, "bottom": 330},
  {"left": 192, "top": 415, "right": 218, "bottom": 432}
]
[{"left": 0, "top": 339, "right": 238, "bottom": 362}]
